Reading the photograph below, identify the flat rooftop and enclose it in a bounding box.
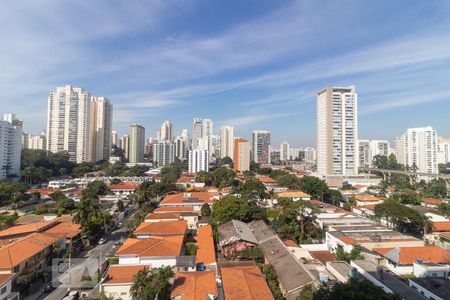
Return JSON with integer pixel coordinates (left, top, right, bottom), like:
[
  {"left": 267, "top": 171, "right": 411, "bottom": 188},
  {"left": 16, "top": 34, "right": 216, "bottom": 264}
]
[{"left": 410, "top": 277, "right": 450, "bottom": 299}]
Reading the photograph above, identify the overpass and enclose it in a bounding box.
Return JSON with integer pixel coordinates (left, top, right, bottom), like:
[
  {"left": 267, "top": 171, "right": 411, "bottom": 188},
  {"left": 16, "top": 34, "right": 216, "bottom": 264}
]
[{"left": 359, "top": 167, "right": 450, "bottom": 188}]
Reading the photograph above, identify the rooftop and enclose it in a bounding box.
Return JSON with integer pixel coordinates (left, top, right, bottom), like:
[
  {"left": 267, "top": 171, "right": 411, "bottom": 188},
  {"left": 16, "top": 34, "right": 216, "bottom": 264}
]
[
  {"left": 171, "top": 271, "right": 218, "bottom": 300},
  {"left": 144, "top": 212, "right": 181, "bottom": 220},
  {"left": 103, "top": 265, "right": 146, "bottom": 285},
  {"left": 373, "top": 246, "right": 450, "bottom": 265},
  {"left": 115, "top": 236, "right": 184, "bottom": 257},
  {"left": 109, "top": 182, "right": 139, "bottom": 190},
  {"left": 422, "top": 197, "right": 444, "bottom": 205},
  {"left": 0, "top": 220, "right": 58, "bottom": 238},
  {"left": 277, "top": 190, "right": 311, "bottom": 198},
  {"left": 354, "top": 195, "right": 382, "bottom": 202},
  {"left": 0, "top": 273, "right": 15, "bottom": 286},
  {"left": 176, "top": 256, "right": 196, "bottom": 268},
  {"left": 160, "top": 192, "right": 219, "bottom": 205},
  {"left": 133, "top": 220, "right": 187, "bottom": 236},
  {"left": 309, "top": 250, "right": 336, "bottom": 265},
  {"left": 409, "top": 277, "right": 450, "bottom": 299},
  {"left": 432, "top": 221, "right": 450, "bottom": 232},
  {"left": 218, "top": 220, "right": 257, "bottom": 247},
  {"left": 154, "top": 206, "right": 194, "bottom": 213},
  {"left": 42, "top": 222, "right": 81, "bottom": 238},
  {"left": 220, "top": 262, "right": 274, "bottom": 300},
  {"left": 196, "top": 225, "right": 216, "bottom": 265}
]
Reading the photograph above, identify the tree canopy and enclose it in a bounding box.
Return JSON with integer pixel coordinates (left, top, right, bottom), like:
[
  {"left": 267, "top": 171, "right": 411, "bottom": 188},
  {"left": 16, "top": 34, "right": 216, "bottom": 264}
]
[
  {"left": 212, "top": 195, "right": 266, "bottom": 226},
  {"left": 130, "top": 266, "right": 174, "bottom": 300}
]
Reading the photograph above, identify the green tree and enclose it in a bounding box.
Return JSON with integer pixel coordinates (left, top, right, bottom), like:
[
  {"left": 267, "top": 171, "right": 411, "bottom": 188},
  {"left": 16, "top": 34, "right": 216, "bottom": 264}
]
[
  {"left": 299, "top": 176, "right": 328, "bottom": 199},
  {"left": 296, "top": 284, "right": 315, "bottom": 300},
  {"left": 130, "top": 266, "right": 174, "bottom": 300},
  {"left": 0, "top": 181, "right": 29, "bottom": 206},
  {"left": 212, "top": 195, "right": 266, "bottom": 226},
  {"left": 72, "top": 162, "right": 95, "bottom": 177},
  {"left": 313, "top": 279, "right": 401, "bottom": 300},
  {"left": 200, "top": 203, "right": 211, "bottom": 216},
  {"left": 86, "top": 180, "right": 109, "bottom": 195},
  {"left": 110, "top": 178, "right": 122, "bottom": 185},
  {"left": 210, "top": 167, "right": 236, "bottom": 188},
  {"left": 117, "top": 199, "right": 125, "bottom": 212},
  {"left": 424, "top": 178, "right": 448, "bottom": 198},
  {"left": 234, "top": 178, "right": 267, "bottom": 199},
  {"left": 438, "top": 203, "right": 450, "bottom": 218},
  {"left": 220, "top": 156, "right": 233, "bottom": 166}
]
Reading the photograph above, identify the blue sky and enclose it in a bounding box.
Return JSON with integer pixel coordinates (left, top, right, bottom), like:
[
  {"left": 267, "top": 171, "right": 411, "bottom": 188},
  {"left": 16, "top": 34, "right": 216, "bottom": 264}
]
[{"left": 1, "top": 0, "right": 450, "bottom": 147}]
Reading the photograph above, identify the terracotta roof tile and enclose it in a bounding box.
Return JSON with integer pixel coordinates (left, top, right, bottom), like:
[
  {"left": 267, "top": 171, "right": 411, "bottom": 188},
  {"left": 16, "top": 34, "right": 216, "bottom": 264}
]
[
  {"left": 109, "top": 182, "right": 139, "bottom": 190},
  {"left": 103, "top": 265, "right": 146, "bottom": 285},
  {"left": 221, "top": 264, "right": 274, "bottom": 300},
  {"left": 134, "top": 220, "right": 187, "bottom": 236},
  {"left": 0, "top": 220, "right": 58, "bottom": 238},
  {"left": 339, "top": 236, "right": 356, "bottom": 245},
  {"left": 283, "top": 240, "right": 298, "bottom": 247},
  {"left": 432, "top": 221, "right": 450, "bottom": 232},
  {"left": 196, "top": 225, "right": 216, "bottom": 265},
  {"left": 257, "top": 176, "right": 277, "bottom": 184},
  {"left": 171, "top": 271, "right": 218, "bottom": 300},
  {"left": 115, "top": 236, "right": 183, "bottom": 257},
  {"left": 160, "top": 192, "right": 219, "bottom": 205},
  {"left": 26, "top": 188, "right": 59, "bottom": 196},
  {"left": 309, "top": 251, "right": 336, "bottom": 264},
  {"left": 0, "top": 274, "right": 15, "bottom": 286},
  {"left": 43, "top": 222, "right": 81, "bottom": 238},
  {"left": 144, "top": 213, "right": 181, "bottom": 220},
  {"left": 277, "top": 190, "right": 311, "bottom": 198},
  {"left": 154, "top": 206, "right": 195, "bottom": 213},
  {"left": 423, "top": 198, "right": 443, "bottom": 205},
  {"left": 354, "top": 195, "right": 382, "bottom": 202},
  {"left": 374, "top": 246, "right": 450, "bottom": 265}
]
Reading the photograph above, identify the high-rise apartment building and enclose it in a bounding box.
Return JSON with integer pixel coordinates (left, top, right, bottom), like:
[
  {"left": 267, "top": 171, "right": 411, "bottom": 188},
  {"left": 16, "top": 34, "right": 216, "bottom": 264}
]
[
  {"left": 121, "top": 134, "right": 130, "bottom": 159},
  {"left": 129, "top": 124, "right": 145, "bottom": 163},
  {"left": 359, "top": 140, "right": 390, "bottom": 168},
  {"left": 159, "top": 121, "right": 172, "bottom": 141},
  {"left": 252, "top": 130, "right": 271, "bottom": 164},
  {"left": 316, "top": 86, "right": 358, "bottom": 176},
  {"left": 174, "top": 136, "right": 188, "bottom": 160},
  {"left": 234, "top": 138, "right": 250, "bottom": 172},
  {"left": 395, "top": 126, "right": 438, "bottom": 174},
  {"left": 304, "top": 148, "right": 316, "bottom": 164},
  {"left": 47, "top": 85, "right": 91, "bottom": 163},
  {"left": 437, "top": 137, "right": 450, "bottom": 164},
  {"left": 192, "top": 118, "right": 203, "bottom": 149},
  {"left": 0, "top": 114, "right": 22, "bottom": 179},
  {"left": 280, "top": 142, "right": 290, "bottom": 161},
  {"left": 26, "top": 133, "right": 46, "bottom": 150},
  {"left": 111, "top": 131, "right": 118, "bottom": 146},
  {"left": 22, "top": 133, "right": 30, "bottom": 149},
  {"left": 188, "top": 149, "right": 208, "bottom": 173},
  {"left": 220, "top": 126, "right": 234, "bottom": 159},
  {"left": 89, "top": 97, "right": 113, "bottom": 162},
  {"left": 153, "top": 141, "right": 175, "bottom": 166},
  {"left": 202, "top": 119, "right": 213, "bottom": 137}
]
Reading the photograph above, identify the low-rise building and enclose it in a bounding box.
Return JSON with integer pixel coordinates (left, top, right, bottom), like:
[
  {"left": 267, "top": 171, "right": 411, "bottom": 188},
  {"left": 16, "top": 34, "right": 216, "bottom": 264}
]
[
  {"left": 217, "top": 220, "right": 258, "bottom": 259},
  {"left": 276, "top": 190, "right": 311, "bottom": 201},
  {"left": 133, "top": 220, "right": 187, "bottom": 238},
  {"left": 408, "top": 277, "right": 450, "bottom": 300},
  {"left": 101, "top": 265, "right": 146, "bottom": 300},
  {"left": 0, "top": 274, "right": 18, "bottom": 300},
  {"left": 109, "top": 182, "right": 140, "bottom": 196},
  {"left": 115, "top": 236, "right": 184, "bottom": 267},
  {"left": 422, "top": 198, "right": 446, "bottom": 209},
  {"left": 354, "top": 195, "right": 384, "bottom": 207},
  {"left": 159, "top": 192, "right": 220, "bottom": 212},
  {"left": 196, "top": 225, "right": 216, "bottom": 269},
  {"left": 171, "top": 271, "right": 218, "bottom": 300},
  {"left": 220, "top": 261, "right": 274, "bottom": 300}
]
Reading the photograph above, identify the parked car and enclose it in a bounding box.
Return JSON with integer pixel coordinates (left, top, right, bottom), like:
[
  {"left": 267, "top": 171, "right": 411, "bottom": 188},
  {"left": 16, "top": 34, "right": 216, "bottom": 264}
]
[
  {"left": 43, "top": 284, "right": 54, "bottom": 293},
  {"left": 98, "top": 237, "right": 107, "bottom": 245}
]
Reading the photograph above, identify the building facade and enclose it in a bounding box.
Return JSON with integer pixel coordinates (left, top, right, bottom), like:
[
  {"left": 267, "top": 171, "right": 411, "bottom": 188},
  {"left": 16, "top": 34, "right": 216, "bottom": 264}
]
[
  {"left": 159, "top": 120, "right": 172, "bottom": 141},
  {"left": 316, "top": 86, "right": 358, "bottom": 176},
  {"left": 252, "top": 130, "right": 270, "bottom": 164},
  {"left": 129, "top": 124, "right": 145, "bottom": 163},
  {"left": 0, "top": 115, "right": 22, "bottom": 179},
  {"left": 89, "top": 97, "right": 113, "bottom": 162},
  {"left": 280, "top": 141, "right": 290, "bottom": 161},
  {"left": 437, "top": 137, "right": 450, "bottom": 164},
  {"left": 359, "top": 139, "right": 390, "bottom": 168},
  {"left": 188, "top": 149, "right": 209, "bottom": 173},
  {"left": 220, "top": 126, "right": 234, "bottom": 160},
  {"left": 153, "top": 141, "right": 175, "bottom": 166},
  {"left": 234, "top": 138, "right": 250, "bottom": 172},
  {"left": 46, "top": 85, "right": 91, "bottom": 163},
  {"left": 395, "top": 126, "right": 438, "bottom": 174}
]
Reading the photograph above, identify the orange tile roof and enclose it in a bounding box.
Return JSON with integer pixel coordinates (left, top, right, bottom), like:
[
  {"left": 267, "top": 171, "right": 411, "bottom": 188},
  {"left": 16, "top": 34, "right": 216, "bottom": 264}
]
[
  {"left": 339, "top": 236, "right": 356, "bottom": 245},
  {"left": 374, "top": 246, "right": 450, "bottom": 265},
  {"left": 109, "top": 182, "right": 139, "bottom": 190},
  {"left": 309, "top": 251, "right": 336, "bottom": 264},
  {"left": 103, "top": 265, "right": 146, "bottom": 285},
  {"left": 354, "top": 184, "right": 366, "bottom": 189},
  {"left": 160, "top": 192, "right": 218, "bottom": 205},
  {"left": 171, "top": 271, "right": 218, "bottom": 300},
  {"left": 134, "top": 220, "right": 187, "bottom": 236},
  {"left": 423, "top": 198, "right": 443, "bottom": 205},
  {"left": 221, "top": 264, "right": 274, "bottom": 300},
  {"left": 26, "top": 188, "right": 59, "bottom": 196},
  {"left": 258, "top": 176, "right": 277, "bottom": 184},
  {"left": 0, "top": 220, "right": 58, "bottom": 238},
  {"left": 0, "top": 232, "right": 64, "bottom": 269},
  {"left": 154, "top": 206, "right": 195, "bottom": 213},
  {"left": 277, "top": 190, "right": 311, "bottom": 198},
  {"left": 196, "top": 225, "right": 216, "bottom": 265},
  {"left": 432, "top": 221, "right": 450, "bottom": 232},
  {"left": 283, "top": 239, "right": 298, "bottom": 247},
  {"left": 43, "top": 222, "right": 81, "bottom": 238},
  {"left": 0, "top": 274, "right": 15, "bottom": 286},
  {"left": 354, "top": 195, "right": 382, "bottom": 202},
  {"left": 115, "top": 236, "right": 184, "bottom": 257},
  {"left": 144, "top": 213, "right": 181, "bottom": 220}
]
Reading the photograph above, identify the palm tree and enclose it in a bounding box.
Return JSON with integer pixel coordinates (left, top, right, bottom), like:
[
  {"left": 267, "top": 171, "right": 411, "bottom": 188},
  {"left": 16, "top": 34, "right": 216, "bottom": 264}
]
[{"left": 130, "top": 267, "right": 151, "bottom": 300}]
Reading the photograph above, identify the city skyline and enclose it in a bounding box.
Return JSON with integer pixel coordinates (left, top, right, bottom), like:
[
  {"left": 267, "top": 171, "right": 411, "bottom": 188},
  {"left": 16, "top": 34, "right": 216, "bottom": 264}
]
[{"left": 2, "top": 1, "right": 450, "bottom": 146}]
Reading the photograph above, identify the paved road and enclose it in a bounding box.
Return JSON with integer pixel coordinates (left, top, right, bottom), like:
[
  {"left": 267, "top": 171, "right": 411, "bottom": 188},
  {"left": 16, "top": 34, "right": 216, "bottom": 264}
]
[{"left": 36, "top": 226, "right": 129, "bottom": 300}]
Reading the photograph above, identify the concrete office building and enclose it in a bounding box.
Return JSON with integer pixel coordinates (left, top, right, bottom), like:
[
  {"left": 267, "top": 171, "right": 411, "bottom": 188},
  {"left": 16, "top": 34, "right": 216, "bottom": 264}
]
[
  {"left": 0, "top": 114, "right": 22, "bottom": 179},
  {"left": 252, "top": 130, "right": 271, "bottom": 164},
  {"left": 89, "top": 97, "right": 113, "bottom": 162},
  {"left": 234, "top": 138, "right": 250, "bottom": 172},
  {"left": 220, "top": 126, "right": 234, "bottom": 159},
  {"left": 188, "top": 149, "right": 209, "bottom": 173},
  {"left": 280, "top": 141, "right": 290, "bottom": 161},
  {"left": 395, "top": 126, "right": 438, "bottom": 174},
  {"left": 129, "top": 124, "right": 145, "bottom": 163},
  {"left": 316, "top": 86, "right": 358, "bottom": 176},
  {"left": 46, "top": 85, "right": 91, "bottom": 163}
]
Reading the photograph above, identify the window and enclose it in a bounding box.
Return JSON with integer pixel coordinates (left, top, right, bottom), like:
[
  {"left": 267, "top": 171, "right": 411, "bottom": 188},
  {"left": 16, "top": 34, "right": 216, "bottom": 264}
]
[{"left": 1, "top": 286, "right": 7, "bottom": 294}]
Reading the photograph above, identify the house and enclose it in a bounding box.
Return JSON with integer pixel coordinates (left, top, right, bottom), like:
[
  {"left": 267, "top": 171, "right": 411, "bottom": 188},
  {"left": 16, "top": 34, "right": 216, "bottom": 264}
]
[
  {"left": 154, "top": 206, "right": 195, "bottom": 214},
  {"left": 426, "top": 232, "right": 450, "bottom": 251},
  {"left": 101, "top": 265, "right": 146, "bottom": 300},
  {"left": 159, "top": 192, "right": 220, "bottom": 212},
  {"left": 0, "top": 220, "right": 59, "bottom": 240},
  {"left": 276, "top": 190, "right": 311, "bottom": 201},
  {"left": 373, "top": 246, "right": 450, "bottom": 275},
  {"left": 422, "top": 198, "right": 446, "bottom": 209},
  {"left": 248, "top": 220, "right": 316, "bottom": 299},
  {"left": 144, "top": 213, "right": 181, "bottom": 223},
  {"left": 0, "top": 273, "right": 18, "bottom": 300},
  {"left": 175, "top": 256, "right": 196, "bottom": 272},
  {"left": 171, "top": 271, "right": 218, "bottom": 300},
  {"left": 220, "top": 261, "right": 274, "bottom": 300},
  {"left": 115, "top": 236, "right": 184, "bottom": 267},
  {"left": 217, "top": 220, "right": 258, "bottom": 258},
  {"left": 109, "top": 182, "right": 140, "bottom": 196},
  {"left": 326, "top": 261, "right": 354, "bottom": 283},
  {"left": 354, "top": 195, "right": 384, "bottom": 207},
  {"left": 0, "top": 232, "right": 65, "bottom": 276},
  {"left": 133, "top": 220, "right": 187, "bottom": 238},
  {"left": 196, "top": 225, "right": 216, "bottom": 269},
  {"left": 408, "top": 277, "right": 450, "bottom": 300},
  {"left": 256, "top": 175, "right": 278, "bottom": 186}
]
